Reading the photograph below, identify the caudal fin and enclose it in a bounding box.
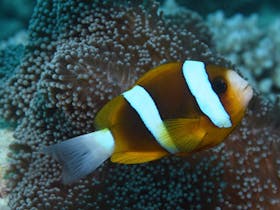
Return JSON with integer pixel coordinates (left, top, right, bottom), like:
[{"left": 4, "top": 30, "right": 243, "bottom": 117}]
[{"left": 43, "top": 128, "right": 114, "bottom": 184}]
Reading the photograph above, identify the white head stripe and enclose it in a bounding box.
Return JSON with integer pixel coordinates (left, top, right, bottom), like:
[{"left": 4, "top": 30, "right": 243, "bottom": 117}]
[
  {"left": 122, "top": 85, "right": 179, "bottom": 153},
  {"left": 182, "top": 60, "right": 232, "bottom": 128}
]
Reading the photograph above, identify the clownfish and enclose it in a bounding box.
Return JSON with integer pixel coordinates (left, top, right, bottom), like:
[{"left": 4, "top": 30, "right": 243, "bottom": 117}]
[{"left": 44, "top": 60, "right": 253, "bottom": 184}]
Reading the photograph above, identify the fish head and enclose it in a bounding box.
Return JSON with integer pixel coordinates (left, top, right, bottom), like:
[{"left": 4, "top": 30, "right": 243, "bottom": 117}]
[{"left": 206, "top": 65, "right": 253, "bottom": 126}]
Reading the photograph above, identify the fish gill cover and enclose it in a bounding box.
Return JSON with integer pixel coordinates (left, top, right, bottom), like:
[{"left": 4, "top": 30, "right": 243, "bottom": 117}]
[{"left": 0, "top": 0, "right": 279, "bottom": 209}]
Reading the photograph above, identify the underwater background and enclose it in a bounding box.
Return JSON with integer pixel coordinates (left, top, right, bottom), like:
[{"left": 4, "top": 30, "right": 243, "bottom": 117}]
[{"left": 0, "top": 0, "right": 280, "bottom": 209}]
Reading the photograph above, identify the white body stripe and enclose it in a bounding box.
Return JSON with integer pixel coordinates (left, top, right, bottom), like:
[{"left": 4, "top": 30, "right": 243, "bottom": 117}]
[
  {"left": 182, "top": 60, "right": 232, "bottom": 128},
  {"left": 122, "top": 85, "right": 179, "bottom": 153}
]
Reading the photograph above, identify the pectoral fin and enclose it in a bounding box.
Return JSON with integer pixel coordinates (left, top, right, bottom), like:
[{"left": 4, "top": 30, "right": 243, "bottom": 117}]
[
  {"left": 111, "top": 151, "right": 168, "bottom": 164},
  {"left": 163, "top": 118, "right": 206, "bottom": 153}
]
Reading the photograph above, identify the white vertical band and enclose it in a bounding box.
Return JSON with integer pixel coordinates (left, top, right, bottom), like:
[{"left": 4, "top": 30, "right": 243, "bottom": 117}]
[
  {"left": 122, "top": 85, "right": 178, "bottom": 153},
  {"left": 182, "top": 60, "right": 232, "bottom": 128}
]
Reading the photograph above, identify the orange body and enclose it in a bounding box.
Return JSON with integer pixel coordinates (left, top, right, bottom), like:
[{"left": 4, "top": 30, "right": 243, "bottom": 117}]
[{"left": 94, "top": 62, "right": 252, "bottom": 164}]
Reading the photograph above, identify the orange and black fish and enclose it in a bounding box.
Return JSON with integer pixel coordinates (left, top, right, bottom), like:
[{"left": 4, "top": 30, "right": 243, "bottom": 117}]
[{"left": 44, "top": 60, "right": 253, "bottom": 184}]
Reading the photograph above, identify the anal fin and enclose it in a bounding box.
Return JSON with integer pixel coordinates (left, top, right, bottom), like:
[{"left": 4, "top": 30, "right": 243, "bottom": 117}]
[{"left": 111, "top": 151, "right": 168, "bottom": 164}]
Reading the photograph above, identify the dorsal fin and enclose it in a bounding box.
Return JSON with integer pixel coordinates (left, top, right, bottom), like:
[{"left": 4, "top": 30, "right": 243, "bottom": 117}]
[
  {"left": 94, "top": 96, "right": 124, "bottom": 129},
  {"left": 136, "top": 62, "right": 181, "bottom": 85}
]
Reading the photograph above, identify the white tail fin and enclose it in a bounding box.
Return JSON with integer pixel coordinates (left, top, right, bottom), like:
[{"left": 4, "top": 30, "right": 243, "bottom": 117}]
[{"left": 43, "top": 128, "right": 114, "bottom": 184}]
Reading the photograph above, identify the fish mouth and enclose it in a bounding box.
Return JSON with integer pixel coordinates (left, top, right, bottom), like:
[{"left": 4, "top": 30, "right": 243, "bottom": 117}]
[
  {"left": 241, "top": 84, "right": 253, "bottom": 106},
  {"left": 243, "top": 84, "right": 250, "bottom": 91},
  {"left": 226, "top": 70, "right": 253, "bottom": 106},
  {"left": 243, "top": 84, "right": 252, "bottom": 93}
]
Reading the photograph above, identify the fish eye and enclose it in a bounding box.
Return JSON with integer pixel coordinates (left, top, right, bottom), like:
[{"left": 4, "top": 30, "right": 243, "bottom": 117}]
[{"left": 211, "top": 77, "right": 227, "bottom": 94}]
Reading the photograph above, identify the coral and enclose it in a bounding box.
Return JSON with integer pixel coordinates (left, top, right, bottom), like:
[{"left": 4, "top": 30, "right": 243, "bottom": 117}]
[
  {"left": 9, "top": 96, "right": 280, "bottom": 210},
  {"left": 0, "top": 0, "right": 224, "bottom": 122},
  {"left": 207, "top": 11, "right": 280, "bottom": 101},
  {"left": 0, "top": 0, "right": 232, "bottom": 209},
  {"left": 0, "top": 45, "right": 25, "bottom": 83},
  {"left": 0, "top": 120, "right": 15, "bottom": 210},
  {"left": 0, "top": 31, "right": 27, "bottom": 84},
  {"left": 159, "top": 0, "right": 280, "bottom": 16},
  {"left": 2, "top": 0, "right": 279, "bottom": 209},
  {"left": 160, "top": 2, "right": 213, "bottom": 46},
  {"left": 218, "top": 97, "right": 280, "bottom": 209},
  {"left": 88, "top": 97, "right": 280, "bottom": 210}
]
